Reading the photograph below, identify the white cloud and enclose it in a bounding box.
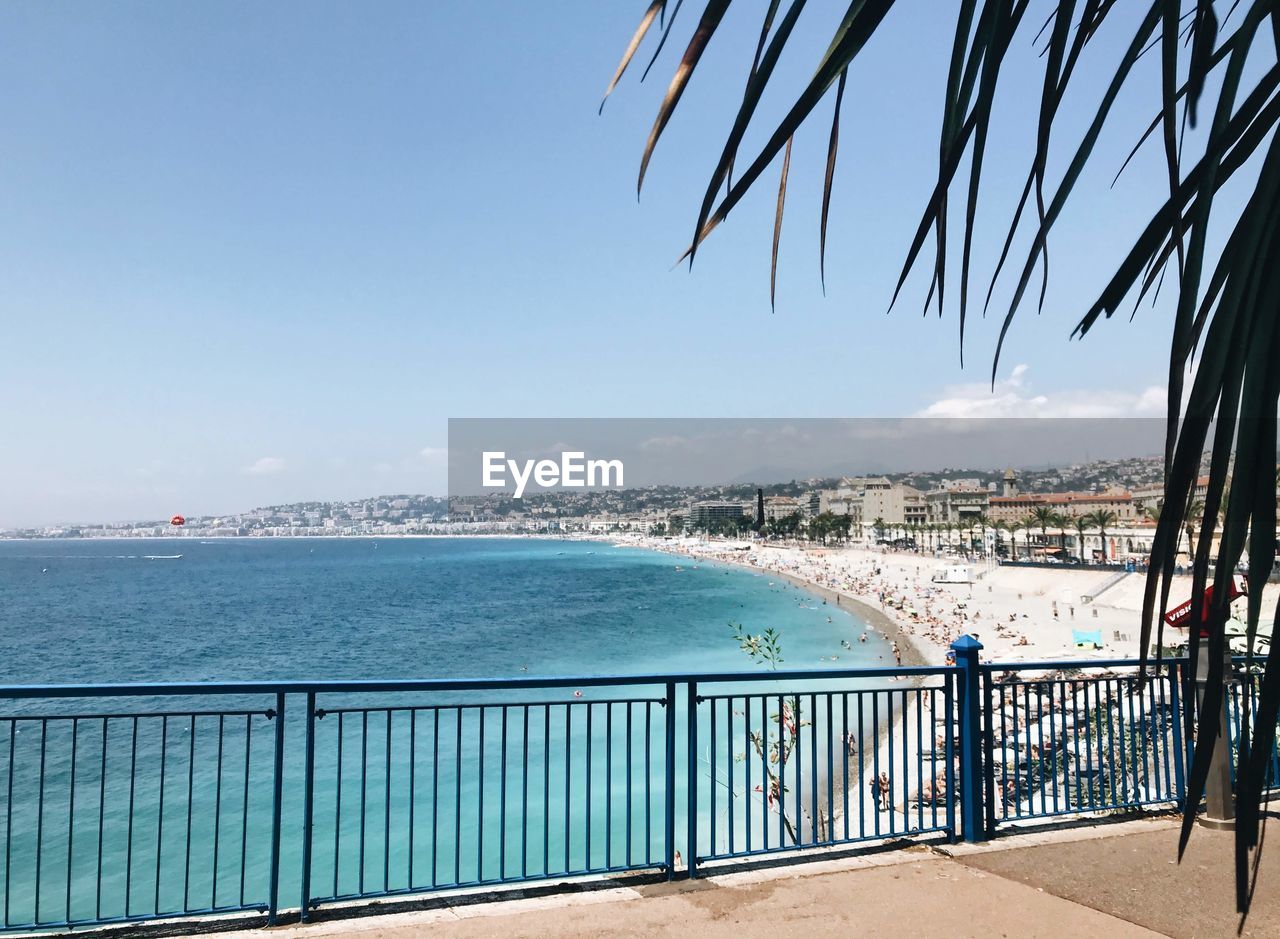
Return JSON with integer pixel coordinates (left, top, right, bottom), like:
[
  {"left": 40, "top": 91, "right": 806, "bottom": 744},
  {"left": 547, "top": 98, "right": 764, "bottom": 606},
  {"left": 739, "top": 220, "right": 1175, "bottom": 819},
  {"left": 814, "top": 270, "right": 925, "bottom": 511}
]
[
  {"left": 244, "top": 456, "right": 286, "bottom": 475},
  {"left": 917, "top": 364, "right": 1168, "bottom": 419},
  {"left": 420, "top": 446, "right": 448, "bottom": 463}
]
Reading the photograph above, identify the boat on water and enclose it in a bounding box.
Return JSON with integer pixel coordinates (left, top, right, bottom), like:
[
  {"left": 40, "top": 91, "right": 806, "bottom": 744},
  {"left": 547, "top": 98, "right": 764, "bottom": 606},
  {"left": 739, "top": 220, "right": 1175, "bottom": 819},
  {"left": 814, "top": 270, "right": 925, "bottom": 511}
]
[{"left": 142, "top": 554, "right": 183, "bottom": 560}]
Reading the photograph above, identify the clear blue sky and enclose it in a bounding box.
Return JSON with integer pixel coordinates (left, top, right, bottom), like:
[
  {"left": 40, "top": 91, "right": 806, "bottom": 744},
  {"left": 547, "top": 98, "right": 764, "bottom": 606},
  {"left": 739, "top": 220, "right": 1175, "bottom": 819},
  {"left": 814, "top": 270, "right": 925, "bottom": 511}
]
[{"left": 0, "top": 2, "right": 1201, "bottom": 526}]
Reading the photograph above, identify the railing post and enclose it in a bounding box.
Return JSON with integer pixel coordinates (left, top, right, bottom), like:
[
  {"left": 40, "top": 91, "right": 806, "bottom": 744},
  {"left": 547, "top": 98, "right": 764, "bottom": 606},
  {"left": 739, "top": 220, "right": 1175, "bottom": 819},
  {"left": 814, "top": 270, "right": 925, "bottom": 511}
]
[
  {"left": 686, "top": 681, "right": 698, "bottom": 879},
  {"left": 267, "top": 692, "right": 286, "bottom": 925},
  {"left": 951, "top": 636, "right": 986, "bottom": 843},
  {"left": 299, "top": 692, "right": 317, "bottom": 922},
  {"left": 664, "top": 681, "right": 676, "bottom": 880}
]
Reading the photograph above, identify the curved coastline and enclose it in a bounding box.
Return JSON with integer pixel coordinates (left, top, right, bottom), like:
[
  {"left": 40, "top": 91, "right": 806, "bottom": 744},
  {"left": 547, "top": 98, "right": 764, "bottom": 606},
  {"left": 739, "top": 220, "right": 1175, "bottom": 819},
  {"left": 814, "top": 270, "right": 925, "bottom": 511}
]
[{"left": 613, "top": 537, "right": 932, "bottom": 670}]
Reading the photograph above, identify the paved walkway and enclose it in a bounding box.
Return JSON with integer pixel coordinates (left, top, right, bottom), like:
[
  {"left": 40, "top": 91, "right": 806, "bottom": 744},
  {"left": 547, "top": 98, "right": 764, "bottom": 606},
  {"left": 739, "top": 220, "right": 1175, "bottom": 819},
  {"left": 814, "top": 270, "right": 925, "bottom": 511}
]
[{"left": 196, "top": 817, "right": 1279, "bottom": 939}]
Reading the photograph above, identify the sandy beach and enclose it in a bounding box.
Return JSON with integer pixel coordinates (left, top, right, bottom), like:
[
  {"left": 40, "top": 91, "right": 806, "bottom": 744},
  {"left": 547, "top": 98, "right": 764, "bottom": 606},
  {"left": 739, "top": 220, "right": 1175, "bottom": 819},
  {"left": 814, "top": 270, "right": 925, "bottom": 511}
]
[{"left": 618, "top": 536, "right": 1279, "bottom": 667}]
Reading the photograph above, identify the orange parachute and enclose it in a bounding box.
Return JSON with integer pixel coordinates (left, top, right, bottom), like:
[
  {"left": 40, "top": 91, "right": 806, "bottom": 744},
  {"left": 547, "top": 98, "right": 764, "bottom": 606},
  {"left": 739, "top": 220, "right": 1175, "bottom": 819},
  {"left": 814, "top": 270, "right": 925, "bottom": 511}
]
[{"left": 170, "top": 515, "right": 186, "bottom": 526}]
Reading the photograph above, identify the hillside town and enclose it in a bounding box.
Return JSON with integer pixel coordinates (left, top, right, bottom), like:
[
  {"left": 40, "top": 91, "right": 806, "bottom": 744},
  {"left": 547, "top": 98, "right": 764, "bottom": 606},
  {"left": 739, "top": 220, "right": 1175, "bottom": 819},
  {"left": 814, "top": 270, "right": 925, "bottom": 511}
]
[{"left": 7, "top": 452, "right": 1262, "bottom": 569}]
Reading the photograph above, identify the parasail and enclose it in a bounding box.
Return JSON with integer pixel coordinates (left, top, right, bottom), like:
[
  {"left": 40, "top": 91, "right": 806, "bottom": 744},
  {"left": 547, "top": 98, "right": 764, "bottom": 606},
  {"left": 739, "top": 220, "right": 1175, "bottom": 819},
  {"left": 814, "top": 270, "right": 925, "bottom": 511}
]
[{"left": 170, "top": 515, "right": 186, "bottom": 526}]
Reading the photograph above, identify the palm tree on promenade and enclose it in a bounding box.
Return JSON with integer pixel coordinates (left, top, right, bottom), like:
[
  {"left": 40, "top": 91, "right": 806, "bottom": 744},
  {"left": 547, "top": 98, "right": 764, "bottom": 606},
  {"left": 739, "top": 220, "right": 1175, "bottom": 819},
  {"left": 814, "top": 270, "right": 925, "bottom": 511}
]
[
  {"left": 974, "top": 513, "right": 992, "bottom": 558},
  {"left": 1073, "top": 516, "right": 1092, "bottom": 566},
  {"left": 1008, "top": 519, "right": 1024, "bottom": 562},
  {"left": 1088, "top": 509, "right": 1119, "bottom": 565},
  {"left": 1185, "top": 499, "right": 1206, "bottom": 560},
  {"left": 1029, "top": 506, "right": 1057, "bottom": 559},
  {"left": 1054, "top": 512, "right": 1070, "bottom": 554}
]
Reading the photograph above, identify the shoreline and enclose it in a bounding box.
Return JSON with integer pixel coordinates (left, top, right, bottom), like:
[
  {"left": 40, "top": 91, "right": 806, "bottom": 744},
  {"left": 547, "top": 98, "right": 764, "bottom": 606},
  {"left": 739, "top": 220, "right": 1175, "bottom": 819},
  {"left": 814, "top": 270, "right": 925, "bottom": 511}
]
[{"left": 615, "top": 536, "right": 932, "bottom": 668}]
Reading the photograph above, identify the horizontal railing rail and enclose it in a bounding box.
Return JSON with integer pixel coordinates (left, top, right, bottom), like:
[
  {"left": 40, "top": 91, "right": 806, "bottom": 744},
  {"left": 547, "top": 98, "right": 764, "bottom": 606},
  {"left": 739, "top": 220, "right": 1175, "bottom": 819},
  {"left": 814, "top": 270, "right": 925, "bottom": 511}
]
[{"left": 2, "top": 650, "right": 1274, "bottom": 935}]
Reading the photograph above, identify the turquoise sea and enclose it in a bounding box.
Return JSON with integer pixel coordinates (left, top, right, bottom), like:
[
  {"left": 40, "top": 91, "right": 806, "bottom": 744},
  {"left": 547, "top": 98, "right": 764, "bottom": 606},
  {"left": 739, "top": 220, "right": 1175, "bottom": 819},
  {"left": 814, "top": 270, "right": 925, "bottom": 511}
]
[
  {"left": 0, "top": 537, "right": 876, "bottom": 684},
  {"left": 0, "top": 538, "right": 889, "bottom": 927}
]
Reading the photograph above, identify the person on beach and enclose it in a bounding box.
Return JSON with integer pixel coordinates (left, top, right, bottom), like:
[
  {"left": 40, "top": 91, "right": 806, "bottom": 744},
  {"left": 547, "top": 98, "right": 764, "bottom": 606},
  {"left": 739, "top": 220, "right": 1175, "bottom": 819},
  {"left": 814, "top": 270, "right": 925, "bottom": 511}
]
[
  {"left": 868, "top": 775, "right": 878, "bottom": 807},
  {"left": 877, "top": 772, "right": 891, "bottom": 811}
]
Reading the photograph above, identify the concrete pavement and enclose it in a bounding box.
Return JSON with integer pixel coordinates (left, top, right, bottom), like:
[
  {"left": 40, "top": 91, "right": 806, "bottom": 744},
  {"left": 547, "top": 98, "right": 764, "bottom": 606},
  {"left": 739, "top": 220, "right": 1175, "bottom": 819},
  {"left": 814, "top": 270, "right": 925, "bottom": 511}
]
[{"left": 180, "top": 815, "right": 1280, "bottom": 939}]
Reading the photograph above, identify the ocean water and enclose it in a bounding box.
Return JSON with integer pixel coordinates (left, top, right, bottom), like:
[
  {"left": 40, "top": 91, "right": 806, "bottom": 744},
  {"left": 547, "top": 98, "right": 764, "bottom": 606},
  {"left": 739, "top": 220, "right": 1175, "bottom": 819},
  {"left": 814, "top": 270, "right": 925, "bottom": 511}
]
[
  {"left": 0, "top": 537, "right": 877, "bottom": 684},
  {"left": 0, "top": 538, "right": 895, "bottom": 926}
]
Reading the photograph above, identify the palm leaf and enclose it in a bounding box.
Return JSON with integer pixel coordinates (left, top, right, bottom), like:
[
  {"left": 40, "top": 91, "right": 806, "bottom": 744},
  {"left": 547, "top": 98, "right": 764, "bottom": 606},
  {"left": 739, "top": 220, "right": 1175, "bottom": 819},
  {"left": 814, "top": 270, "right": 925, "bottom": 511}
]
[{"left": 606, "top": 1, "right": 1280, "bottom": 908}]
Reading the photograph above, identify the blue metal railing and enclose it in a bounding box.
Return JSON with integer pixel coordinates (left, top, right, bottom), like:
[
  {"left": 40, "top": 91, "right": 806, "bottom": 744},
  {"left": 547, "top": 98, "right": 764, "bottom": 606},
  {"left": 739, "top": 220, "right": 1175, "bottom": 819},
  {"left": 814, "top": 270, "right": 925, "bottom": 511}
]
[
  {"left": 1, "top": 652, "right": 1273, "bottom": 933},
  {"left": 978, "top": 661, "right": 1185, "bottom": 832}
]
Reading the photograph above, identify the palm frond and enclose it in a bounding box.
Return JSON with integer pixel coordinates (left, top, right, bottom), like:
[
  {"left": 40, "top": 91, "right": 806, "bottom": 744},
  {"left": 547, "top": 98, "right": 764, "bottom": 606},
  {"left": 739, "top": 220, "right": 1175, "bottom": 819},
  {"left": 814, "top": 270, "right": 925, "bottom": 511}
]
[{"left": 604, "top": 0, "right": 1280, "bottom": 909}]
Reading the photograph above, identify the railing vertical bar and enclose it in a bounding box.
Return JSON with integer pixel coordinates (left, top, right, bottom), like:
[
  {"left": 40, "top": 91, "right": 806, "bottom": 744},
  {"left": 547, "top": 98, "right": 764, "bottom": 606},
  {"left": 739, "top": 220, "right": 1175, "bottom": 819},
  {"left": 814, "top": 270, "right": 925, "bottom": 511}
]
[
  {"left": 606, "top": 702, "right": 613, "bottom": 871},
  {"left": 384, "top": 709, "right": 393, "bottom": 893},
  {"left": 584, "top": 703, "right": 593, "bottom": 872},
  {"left": 1121, "top": 678, "right": 1135, "bottom": 805},
  {"left": 238, "top": 716, "right": 250, "bottom": 909},
  {"left": 359, "top": 711, "right": 368, "bottom": 897},
  {"left": 1167, "top": 666, "right": 1184, "bottom": 806},
  {"left": 886, "top": 691, "right": 895, "bottom": 834},
  {"left": 454, "top": 708, "right": 463, "bottom": 886},
  {"left": 432, "top": 709, "right": 441, "bottom": 889},
  {"left": 66, "top": 718, "right": 80, "bottom": 924},
  {"left": 266, "top": 692, "right": 286, "bottom": 925},
  {"left": 1011, "top": 685, "right": 1022, "bottom": 818},
  {"left": 1018, "top": 685, "right": 1029, "bottom": 818},
  {"left": 809, "top": 692, "right": 818, "bottom": 845},
  {"left": 211, "top": 715, "right": 224, "bottom": 912},
  {"left": 942, "top": 677, "right": 954, "bottom": 838},
  {"left": 542, "top": 704, "right": 550, "bottom": 878},
  {"left": 500, "top": 705, "right": 508, "bottom": 881},
  {"left": 686, "top": 681, "right": 697, "bottom": 877},
  {"left": 183, "top": 714, "right": 195, "bottom": 912},
  {"left": 916, "top": 688, "right": 924, "bottom": 832},
  {"left": 1066, "top": 680, "right": 1079, "bottom": 812},
  {"left": 408, "top": 709, "right": 416, "bottom": 890},
  {"left": 96, "top": 718, "right": 108, "bottom": 922},
  {"left": 732, "top": 701, "right": 742, "bottom": 859},
  {"left": 760, "top": 694, "right": 770, "bottom": 851},
  {"left": 778, "top": 693, "right": 786, "bottom": 847},
  {"left": 477, "top": 707, "right": 485, "bottom": 884},
  {"left": 1106, "top": 680, "right": 1119, "bottom": 807},
  {"left": 743, "top": 696, "right": 752, "bottom": 854},
  {"left": 334, "top": 712, "right": 344, "bottom": 899},
  {"left": 1135, "top": 673, "right": 1151, "bottom": 803},
  {"left": 900, "top": 689, "right": 909, "bottom": 833},
  {"left": 643, "top": 701, "right": 651, "bottom": 866},
  {"left": 871, "top": 692, "right": 880, "bottom": 838},
  {"left": 4, "top": 720, "right": 14, "bottom": 927},
  {"left": 34, "top": 719, "right": 48, "bottom": 924},
  {"left": 795, "top": 694, "right": 803, "bottom": 844},
  {"left": 1047, "top": 685, "right": 1058, "bottom": 814},
  {"left": 663, "top": 683, "right": 675, "bottom": 880},
  {"left": 124, "top": 718, "right": 137, "bottom": 917},
  {"left": 858, "top": 692, "right": 866, "bottom": 840},
  {"left": 1082, "top": 681, "right": 1096, "bottom": 810},
  {"left": 300, "top": 693, "right": 316, "bottom": 922},
  {"left": 842, "top": 692, "right": 850, "bottom": 842},
  {"left": 625, "top": 701, "right": 632, "bottom": 868},
  {"left": 562, "top": 704, "right": 570, "bottom": 875},
  {"left": 982, "top": 672, "right": 996, "bottom": 838},
  {"left": 709, "top": 696, "right": 716, "bottom": 857},
  {"left": 824, "top": 692, "right": 834, "bottom": 842},
  {"left": 152, "top": 716, "right": 167, "bottom": 917},
  {"left": 520, "top": 706, "right": 529, "bottom": 879},
  {"left": 997, "top": 687, "right": 1008, "bottom": 822}
]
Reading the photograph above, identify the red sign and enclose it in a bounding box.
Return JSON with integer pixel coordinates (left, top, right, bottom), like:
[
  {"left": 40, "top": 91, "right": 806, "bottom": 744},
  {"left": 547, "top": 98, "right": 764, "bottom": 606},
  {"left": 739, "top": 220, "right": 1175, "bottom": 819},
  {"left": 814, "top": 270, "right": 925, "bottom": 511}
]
[{"left": 1163, "top": 579, "right": 1244, "bottom": 631}]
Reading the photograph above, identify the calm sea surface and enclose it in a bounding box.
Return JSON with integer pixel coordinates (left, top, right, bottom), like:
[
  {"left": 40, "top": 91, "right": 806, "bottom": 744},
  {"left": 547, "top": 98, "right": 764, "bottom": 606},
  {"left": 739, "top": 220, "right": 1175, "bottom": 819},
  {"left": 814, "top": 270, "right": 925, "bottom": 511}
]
[
  {"left": 0, "top": 537, "right": 875, "bottom": 683},
  {"left": 0, "top": 538, "right": 888, "bottom": 926}
]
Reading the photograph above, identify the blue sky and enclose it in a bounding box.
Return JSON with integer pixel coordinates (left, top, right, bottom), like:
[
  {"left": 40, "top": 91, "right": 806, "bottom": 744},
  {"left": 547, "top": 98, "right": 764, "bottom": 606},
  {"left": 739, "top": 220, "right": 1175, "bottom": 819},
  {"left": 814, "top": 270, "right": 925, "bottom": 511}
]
[{"left": 0, "top": 2, "right": 1210, "bottom": 526}]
